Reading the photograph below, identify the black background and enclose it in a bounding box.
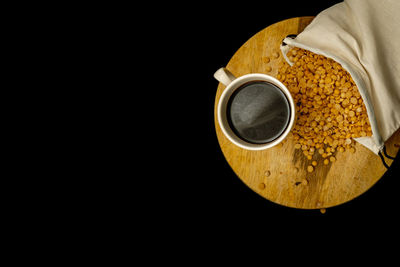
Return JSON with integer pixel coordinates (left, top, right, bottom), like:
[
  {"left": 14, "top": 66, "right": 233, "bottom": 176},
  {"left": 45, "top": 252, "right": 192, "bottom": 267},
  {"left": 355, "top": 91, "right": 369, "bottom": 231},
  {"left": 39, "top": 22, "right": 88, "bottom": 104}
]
[{"left": 164, "top": 0, "right": 400, "bottom": 231}]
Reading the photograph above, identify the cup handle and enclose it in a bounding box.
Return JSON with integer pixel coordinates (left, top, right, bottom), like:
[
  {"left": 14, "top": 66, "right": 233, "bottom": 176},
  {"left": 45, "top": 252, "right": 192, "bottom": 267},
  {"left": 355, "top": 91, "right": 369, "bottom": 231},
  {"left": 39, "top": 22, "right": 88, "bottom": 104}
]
[{"left": 214, "top": 67, "right": 236, "bottom": 86}]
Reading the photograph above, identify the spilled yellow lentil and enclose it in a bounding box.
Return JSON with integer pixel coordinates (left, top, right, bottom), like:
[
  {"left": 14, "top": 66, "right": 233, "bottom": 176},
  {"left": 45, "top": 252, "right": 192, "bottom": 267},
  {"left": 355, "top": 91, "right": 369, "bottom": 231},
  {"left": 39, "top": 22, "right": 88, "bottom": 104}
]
[{"left": 276, "top": 47, "right": 372, "bottom": 165}]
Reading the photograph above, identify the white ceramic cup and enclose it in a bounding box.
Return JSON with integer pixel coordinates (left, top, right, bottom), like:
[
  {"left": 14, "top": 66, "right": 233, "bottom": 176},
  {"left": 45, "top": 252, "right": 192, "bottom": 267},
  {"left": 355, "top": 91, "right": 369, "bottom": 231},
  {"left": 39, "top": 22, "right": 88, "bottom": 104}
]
[{"left": 214, "top": 67, "right": 296, "bottom": 150}]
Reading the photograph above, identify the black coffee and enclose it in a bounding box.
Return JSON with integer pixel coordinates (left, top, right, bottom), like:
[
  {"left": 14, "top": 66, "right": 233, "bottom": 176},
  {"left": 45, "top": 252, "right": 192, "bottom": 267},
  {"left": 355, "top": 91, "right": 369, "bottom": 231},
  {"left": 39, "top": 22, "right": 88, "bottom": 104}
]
[{"left": 227, "top": 81, "right": 290, "bottom": 144}]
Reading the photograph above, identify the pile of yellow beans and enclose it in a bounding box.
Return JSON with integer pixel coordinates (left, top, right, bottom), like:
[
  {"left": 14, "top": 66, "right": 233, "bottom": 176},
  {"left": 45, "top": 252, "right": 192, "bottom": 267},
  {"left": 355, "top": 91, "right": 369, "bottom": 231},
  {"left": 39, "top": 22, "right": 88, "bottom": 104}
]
[{"left": 277, "top": 47, "right": 372, "bottom": 170}]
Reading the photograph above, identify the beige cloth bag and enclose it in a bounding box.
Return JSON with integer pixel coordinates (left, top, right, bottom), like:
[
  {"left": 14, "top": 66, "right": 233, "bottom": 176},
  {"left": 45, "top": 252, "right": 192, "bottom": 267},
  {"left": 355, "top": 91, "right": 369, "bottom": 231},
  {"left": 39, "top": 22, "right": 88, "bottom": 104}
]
[{"left": 280, "top": 0, "right": 400, "bottom": 156}]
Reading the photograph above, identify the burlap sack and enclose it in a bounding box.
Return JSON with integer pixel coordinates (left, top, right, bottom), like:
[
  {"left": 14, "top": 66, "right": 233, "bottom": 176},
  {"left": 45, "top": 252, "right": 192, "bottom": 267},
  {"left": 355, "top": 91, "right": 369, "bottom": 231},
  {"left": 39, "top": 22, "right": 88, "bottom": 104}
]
[{"left": 280, "top": 0, "right": 400, "bottom": 156}]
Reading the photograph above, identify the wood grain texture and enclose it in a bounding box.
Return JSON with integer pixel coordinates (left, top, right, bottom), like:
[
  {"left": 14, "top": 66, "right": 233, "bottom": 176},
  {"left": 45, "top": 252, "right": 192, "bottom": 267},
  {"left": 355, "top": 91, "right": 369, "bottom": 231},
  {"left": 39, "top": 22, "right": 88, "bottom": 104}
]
[{"left": 214, "top": 17, "right": 400, "bottom": 209}]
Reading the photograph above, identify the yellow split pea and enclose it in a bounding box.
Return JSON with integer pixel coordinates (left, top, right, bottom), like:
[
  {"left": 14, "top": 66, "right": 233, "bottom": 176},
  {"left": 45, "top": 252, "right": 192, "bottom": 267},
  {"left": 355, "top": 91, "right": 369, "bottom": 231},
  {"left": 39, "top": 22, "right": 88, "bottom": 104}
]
[
  {"left": 277, "top": 47, "right": 373, "bottom": 169},
  {"left": 307, "top": 165, "right": 314, "bottom": 172}
]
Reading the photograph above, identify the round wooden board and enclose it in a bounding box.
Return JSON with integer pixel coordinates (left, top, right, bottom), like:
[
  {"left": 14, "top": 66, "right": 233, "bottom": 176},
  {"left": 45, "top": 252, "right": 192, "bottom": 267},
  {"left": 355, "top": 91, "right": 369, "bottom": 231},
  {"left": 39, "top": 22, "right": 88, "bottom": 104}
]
[{"left": 214, "top": 17, "right": 400, "bottom": 209}]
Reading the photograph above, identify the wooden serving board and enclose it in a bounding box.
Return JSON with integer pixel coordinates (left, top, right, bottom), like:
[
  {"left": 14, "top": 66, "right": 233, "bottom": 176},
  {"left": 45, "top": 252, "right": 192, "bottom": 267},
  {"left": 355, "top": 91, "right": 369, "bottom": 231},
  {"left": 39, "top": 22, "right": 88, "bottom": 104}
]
[{"left": 214, "top": 17, "right": 400, "bottom": 209}]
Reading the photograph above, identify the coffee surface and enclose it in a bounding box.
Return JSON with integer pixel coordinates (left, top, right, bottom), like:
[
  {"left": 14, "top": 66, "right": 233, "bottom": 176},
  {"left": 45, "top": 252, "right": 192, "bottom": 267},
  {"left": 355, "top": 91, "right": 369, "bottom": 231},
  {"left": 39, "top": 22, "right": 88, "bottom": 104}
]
[{"left": 227, "top": 81, "right": 290, "bottom": 144}]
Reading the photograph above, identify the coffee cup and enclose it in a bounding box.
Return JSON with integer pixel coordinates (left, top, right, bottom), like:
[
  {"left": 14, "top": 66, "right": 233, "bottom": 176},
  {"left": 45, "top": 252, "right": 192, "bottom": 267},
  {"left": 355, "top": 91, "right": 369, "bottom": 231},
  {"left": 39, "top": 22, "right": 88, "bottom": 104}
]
[{"left": 214, "top": 67, "right": 296, "bottom": 150}]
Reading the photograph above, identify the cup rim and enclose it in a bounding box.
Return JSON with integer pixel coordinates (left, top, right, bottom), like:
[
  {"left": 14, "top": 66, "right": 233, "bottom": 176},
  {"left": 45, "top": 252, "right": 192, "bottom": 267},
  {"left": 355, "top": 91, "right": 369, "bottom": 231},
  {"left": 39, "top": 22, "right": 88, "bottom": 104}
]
[{"left": 217, "top": 73, "right": 295, "bottom": 151}]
